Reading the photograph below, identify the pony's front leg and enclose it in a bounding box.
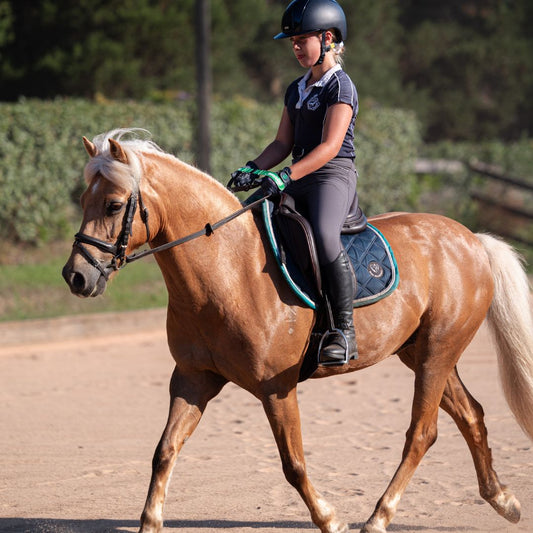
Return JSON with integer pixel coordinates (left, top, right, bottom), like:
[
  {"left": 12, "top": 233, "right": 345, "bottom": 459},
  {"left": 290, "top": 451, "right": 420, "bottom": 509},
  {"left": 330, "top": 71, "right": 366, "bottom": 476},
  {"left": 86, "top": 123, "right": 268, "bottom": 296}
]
[
  {"left": 139, "top": 366, "right": 226, "bottom": 533},
  {"left": 262, "top": 387, "right": 348, "bottom": 533}
]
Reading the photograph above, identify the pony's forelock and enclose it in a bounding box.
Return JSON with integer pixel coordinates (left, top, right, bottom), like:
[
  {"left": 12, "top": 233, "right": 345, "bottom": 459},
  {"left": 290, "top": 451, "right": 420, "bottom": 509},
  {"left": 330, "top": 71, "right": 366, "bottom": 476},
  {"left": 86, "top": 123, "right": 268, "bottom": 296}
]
[{"left": 84, "top": 128, "right": 163, "bottom": 191}]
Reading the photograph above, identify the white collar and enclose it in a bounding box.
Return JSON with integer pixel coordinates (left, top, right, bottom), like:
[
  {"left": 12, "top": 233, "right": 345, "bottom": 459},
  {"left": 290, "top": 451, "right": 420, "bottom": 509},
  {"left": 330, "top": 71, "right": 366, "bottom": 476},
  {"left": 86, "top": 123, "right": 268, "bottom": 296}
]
[{"left": 296, "top": 64, "right": 342, "bottom": 108}]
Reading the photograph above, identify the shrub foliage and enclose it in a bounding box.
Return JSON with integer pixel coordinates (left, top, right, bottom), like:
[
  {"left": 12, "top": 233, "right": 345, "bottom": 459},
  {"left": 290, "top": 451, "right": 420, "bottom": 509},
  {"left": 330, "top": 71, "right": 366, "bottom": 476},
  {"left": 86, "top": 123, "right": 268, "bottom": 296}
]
[{"left": 0, "top": 98, "right": 422, "bottom": 245}]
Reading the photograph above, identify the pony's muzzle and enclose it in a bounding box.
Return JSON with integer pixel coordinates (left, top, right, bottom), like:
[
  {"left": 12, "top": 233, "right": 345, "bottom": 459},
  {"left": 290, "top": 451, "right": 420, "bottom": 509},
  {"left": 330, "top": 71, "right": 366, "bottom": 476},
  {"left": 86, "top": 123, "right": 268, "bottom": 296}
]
[{"left": 62, "top": 259, "right": 108, "bottom": 298}]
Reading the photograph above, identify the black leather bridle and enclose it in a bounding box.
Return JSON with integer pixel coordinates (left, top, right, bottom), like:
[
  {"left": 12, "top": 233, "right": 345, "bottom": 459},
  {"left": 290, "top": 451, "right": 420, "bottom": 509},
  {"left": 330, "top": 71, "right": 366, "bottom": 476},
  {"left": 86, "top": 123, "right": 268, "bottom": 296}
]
[
  {"left": 73, "top": 189, "right": 150, "bottom": 280},
  {"left": 72, "top": 187, "right": 268, "bottom": 279}
]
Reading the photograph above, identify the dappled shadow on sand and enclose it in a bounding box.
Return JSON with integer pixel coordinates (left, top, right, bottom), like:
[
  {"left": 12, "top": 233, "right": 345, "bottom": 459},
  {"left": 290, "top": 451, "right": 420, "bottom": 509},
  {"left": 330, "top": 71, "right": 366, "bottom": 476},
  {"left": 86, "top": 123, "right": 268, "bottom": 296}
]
[{"left": 0, "top": 518, "right": 473, "bottom": 532}]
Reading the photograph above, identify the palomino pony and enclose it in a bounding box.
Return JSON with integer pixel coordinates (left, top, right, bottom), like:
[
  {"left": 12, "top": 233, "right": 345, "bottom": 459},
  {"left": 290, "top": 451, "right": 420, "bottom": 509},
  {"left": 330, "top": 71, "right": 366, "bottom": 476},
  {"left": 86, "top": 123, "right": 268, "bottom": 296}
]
[{"left": 62, "top": 129, "right": 533, "bottom": 533}]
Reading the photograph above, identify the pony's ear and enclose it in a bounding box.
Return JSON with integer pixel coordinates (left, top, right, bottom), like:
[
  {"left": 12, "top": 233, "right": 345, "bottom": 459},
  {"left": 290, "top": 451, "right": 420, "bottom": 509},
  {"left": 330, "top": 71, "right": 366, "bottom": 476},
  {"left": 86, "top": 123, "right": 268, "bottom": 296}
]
[
  {"left": 109, "top": 138, "right": 128, "bottom": 164},
  {"left": 82, "top": 136, "right": 98, "bottom": 158}
]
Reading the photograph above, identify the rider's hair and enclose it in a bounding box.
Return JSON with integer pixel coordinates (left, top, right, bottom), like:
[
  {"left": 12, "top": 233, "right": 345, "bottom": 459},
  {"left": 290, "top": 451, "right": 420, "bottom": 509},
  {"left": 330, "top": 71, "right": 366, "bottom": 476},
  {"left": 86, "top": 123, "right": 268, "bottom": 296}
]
[{"left": 327, "top": 28, "right": 345, "bottom": 67}]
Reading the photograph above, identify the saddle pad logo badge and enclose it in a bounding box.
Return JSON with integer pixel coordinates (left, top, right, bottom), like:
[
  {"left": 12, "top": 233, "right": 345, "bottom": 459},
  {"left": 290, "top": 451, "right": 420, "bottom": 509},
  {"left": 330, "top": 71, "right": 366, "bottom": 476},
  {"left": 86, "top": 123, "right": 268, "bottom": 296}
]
[
  {"left": 368, "top": 261, "right": 384, "bottom": 278},
  {"left": 307, "top": 95, "right": 320, "bottom": 111}
]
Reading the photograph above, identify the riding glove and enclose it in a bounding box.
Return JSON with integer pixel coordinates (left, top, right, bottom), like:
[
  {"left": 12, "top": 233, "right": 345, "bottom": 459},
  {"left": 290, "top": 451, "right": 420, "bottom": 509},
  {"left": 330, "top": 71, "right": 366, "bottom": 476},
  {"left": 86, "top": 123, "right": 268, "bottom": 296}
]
[
  {"left": 260, "top": 167, "right": 292, "bottom": 198},
  {"left": 229, "top": 161, "right": 258, "bottom": 191}
]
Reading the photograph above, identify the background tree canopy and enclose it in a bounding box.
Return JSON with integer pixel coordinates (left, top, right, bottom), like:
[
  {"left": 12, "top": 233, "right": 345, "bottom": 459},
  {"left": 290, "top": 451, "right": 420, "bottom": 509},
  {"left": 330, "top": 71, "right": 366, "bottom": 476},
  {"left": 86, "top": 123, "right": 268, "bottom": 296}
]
[{"left": 0, "top": 0, "right": 531, "bottom": 142}]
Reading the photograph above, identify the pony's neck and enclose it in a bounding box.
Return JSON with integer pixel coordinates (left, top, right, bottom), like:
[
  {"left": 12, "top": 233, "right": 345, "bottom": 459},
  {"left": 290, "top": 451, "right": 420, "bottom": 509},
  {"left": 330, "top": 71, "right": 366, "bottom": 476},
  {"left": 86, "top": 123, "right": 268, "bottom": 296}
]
[
  {"left": 143, "top": 151, "right": 242, "bottom": 243},
  {"left": 140, "top": 151, "right": 259, "bottom": 315}
]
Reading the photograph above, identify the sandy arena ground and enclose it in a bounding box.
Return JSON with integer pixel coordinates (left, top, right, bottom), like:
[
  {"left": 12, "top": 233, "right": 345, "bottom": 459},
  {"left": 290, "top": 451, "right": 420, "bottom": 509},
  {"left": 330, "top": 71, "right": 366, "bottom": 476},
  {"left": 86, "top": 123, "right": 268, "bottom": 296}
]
[{"left": 0, "top": 308, "right": 532, "bottom": 533}]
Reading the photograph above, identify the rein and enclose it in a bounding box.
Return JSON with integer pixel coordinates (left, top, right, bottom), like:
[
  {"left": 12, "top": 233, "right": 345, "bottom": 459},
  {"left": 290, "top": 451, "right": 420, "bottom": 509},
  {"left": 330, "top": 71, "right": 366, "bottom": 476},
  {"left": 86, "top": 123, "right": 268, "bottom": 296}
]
[
  {"left": 73, "top": 189, "right": 268, "bottom": 275},
  {"left": 127, "top": 193, "right": 267, "bottom": 263}
]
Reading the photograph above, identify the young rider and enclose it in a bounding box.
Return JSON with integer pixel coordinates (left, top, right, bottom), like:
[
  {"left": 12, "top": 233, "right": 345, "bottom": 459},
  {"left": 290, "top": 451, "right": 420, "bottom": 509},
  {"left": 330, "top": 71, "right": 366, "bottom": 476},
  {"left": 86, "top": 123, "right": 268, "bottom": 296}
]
[{"left": 230, "top": 0, "right": 358, "bottom": 363}]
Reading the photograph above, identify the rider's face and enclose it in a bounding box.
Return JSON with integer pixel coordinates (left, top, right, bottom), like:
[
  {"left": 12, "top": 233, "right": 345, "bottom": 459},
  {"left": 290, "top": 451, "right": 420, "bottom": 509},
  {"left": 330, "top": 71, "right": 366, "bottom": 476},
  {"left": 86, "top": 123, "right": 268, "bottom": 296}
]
[{"left": 290, "top": 32, "right": 322, "bottom": 68}]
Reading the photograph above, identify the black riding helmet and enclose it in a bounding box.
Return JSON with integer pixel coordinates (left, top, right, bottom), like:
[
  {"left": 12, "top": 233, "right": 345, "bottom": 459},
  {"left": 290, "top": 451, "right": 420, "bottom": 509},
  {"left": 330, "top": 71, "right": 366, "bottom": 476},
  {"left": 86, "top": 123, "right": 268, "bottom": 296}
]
[{"left": 274, "top": 0, "right": 347, "bottom": 43}]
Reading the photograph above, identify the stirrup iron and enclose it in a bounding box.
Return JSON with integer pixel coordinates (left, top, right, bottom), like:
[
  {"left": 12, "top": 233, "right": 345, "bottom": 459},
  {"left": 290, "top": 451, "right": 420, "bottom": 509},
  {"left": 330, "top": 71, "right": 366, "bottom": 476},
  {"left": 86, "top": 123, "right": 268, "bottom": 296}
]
[{"left": 318, "top": 328, "right": 350, "bottom": 366}]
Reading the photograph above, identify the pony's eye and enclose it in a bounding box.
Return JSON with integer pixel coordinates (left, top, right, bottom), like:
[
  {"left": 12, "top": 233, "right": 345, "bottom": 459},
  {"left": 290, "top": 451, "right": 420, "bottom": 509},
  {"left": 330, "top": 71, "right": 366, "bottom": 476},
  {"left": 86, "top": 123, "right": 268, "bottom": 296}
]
[{"left": 106, "top": 201, "right": 124, "bottom": 215}]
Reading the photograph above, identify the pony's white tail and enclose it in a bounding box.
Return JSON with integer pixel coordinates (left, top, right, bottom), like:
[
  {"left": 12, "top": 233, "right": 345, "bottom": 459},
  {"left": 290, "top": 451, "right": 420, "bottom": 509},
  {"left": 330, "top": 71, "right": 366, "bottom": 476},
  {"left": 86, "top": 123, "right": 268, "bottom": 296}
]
[{"left": 477, "top": 233, "right": 533, "bottom": 441}]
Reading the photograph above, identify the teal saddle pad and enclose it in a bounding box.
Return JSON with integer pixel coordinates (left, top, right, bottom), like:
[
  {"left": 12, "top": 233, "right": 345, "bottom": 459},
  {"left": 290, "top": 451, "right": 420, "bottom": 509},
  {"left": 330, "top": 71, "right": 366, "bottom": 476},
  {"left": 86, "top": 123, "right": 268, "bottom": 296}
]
[{"left": 262, "top": 201, "right": 399, "bottom": 309}]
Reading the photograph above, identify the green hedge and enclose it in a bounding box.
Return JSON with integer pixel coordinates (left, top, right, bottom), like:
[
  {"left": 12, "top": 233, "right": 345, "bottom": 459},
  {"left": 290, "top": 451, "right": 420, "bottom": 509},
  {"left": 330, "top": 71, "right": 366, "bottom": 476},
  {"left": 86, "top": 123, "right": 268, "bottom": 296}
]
[
  {"left": 356, "top": 104, "right": 421, "bottom": 214},
  {"left": 0, "top": 97, "right": 422, "bottom": 245},
  {"left": 0, "top": 98, "right": 194, "bottom": 244}
]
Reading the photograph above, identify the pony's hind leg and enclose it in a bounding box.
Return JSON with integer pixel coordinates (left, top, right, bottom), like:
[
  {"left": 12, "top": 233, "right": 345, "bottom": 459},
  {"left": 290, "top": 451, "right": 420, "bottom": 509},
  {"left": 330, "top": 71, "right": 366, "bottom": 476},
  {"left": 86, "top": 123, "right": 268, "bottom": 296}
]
[
  {"left": 262, "top": 387, "right": 348, "bottom": 533},
  {"left": 360, "top": 331, "right": 474, "bottom": 533},
  {"left": 397, "top": 350, "right": 521, "bottom": 525},
  {"left": 139, "top": 366, "right": 227, "bottom": 533},
  {"left": 361, "top": 367, "right": 444, "bottom": 533},
  {"left": 439, "top": 366, "right": 521, "bottom": 523}
]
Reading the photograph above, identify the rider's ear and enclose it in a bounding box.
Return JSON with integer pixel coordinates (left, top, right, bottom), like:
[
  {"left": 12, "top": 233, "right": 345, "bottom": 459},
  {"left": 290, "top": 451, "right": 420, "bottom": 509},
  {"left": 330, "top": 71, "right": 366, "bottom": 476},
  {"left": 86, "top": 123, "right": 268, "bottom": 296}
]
[
  {"left": 109, "top": 138, "right": 128, "bottom": 164},
  {"left": 82, "top": 136, "right": 98, "bottom": 158}
]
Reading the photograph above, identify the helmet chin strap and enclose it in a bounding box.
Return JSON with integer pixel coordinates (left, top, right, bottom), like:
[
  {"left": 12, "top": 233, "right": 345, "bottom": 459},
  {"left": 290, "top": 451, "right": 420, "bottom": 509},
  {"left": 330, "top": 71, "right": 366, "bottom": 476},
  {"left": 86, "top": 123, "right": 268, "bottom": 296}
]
[{"left": 314, "top": 32, "right": 328, "bottom": 66}]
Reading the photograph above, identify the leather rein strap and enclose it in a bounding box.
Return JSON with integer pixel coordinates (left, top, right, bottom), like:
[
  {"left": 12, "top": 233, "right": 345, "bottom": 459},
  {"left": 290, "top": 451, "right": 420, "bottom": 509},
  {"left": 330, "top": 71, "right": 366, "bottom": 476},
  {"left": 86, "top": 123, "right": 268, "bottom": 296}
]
[{"left": 126, "top": 193, "right": 268, "bottom": 264}]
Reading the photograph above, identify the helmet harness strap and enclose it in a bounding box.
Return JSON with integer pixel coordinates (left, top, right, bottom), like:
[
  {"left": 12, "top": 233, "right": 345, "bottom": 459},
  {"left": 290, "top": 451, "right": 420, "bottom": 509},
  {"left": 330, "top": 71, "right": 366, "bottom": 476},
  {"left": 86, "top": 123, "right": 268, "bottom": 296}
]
[{"left": 314, "top": 31, "right": 328, "bottom": 66}]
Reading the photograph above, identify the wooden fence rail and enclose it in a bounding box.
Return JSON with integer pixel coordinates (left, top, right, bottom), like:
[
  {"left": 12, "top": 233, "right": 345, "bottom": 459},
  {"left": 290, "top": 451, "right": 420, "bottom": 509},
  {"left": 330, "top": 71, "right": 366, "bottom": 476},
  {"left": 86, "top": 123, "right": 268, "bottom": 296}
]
[
  {"left": 467, "top": 160, "right": 533, "bottom": 193},
  {"left": 469, "top": 191, "right": 533, "bottom": 221},
  {"left": 414, "top": 158, "right": 533, "bottom": 246}
]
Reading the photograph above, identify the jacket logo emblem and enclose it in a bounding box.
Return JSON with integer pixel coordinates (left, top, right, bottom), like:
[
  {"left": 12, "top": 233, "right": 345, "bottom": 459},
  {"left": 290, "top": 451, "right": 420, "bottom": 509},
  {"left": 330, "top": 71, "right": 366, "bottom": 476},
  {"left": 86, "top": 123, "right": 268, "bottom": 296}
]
[{"left": 307, "top": 95, "right": 320, "bottom": 111}]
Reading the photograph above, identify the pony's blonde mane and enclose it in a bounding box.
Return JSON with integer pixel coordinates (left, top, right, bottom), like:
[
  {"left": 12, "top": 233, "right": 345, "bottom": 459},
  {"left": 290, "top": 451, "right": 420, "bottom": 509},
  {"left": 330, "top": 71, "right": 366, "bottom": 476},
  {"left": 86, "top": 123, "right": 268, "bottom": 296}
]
[
  {"left": 84, "top": 128, "right": 163, "bottom": 191},
  {"left": 83, "top": 128, "right": 234, "bottom": 201}
]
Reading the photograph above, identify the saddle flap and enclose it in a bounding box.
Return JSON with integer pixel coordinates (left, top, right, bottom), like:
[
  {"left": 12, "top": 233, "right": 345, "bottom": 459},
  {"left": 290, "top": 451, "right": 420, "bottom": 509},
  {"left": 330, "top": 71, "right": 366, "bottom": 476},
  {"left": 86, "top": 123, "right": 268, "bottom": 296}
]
[
  {"left": 273, "top": 194, "right": 322, "bottom": 295},
  {"left": 262, "top": 196, "right": 398, "bottom": 311}
]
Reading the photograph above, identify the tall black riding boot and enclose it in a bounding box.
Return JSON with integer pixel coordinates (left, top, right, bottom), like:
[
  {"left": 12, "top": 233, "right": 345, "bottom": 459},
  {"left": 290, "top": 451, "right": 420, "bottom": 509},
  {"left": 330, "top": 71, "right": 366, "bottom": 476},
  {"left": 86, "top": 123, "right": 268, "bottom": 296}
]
[{"left": 320, "top": 250, "right": 358, "bottom": 363}]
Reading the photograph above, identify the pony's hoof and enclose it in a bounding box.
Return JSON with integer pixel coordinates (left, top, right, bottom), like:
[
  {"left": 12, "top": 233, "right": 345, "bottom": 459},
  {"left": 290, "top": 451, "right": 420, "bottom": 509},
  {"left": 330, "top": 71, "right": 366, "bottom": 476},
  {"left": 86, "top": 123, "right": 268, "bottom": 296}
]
[
  {"left": 324, "top": 522, "right": 349, "bottom": 533},
  {"left": 360, "top": 520, "right": 386, "bottom": 533},
  {"left": 139, "top": 515, "right": 163, "bottom": 533},
  {"left": 488, "top": 489, "right": 521, "bottom": 524},
  {"left": 321, "top": 521, "right": 349, "bottom": 533}
]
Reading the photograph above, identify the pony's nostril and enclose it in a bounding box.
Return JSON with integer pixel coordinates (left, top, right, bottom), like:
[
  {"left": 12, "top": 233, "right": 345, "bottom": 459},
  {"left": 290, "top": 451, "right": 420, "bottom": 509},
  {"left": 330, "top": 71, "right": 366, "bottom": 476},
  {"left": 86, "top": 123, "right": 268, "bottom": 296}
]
[{"left": 72, "top": 272, "right": 86, "bottom": 292}]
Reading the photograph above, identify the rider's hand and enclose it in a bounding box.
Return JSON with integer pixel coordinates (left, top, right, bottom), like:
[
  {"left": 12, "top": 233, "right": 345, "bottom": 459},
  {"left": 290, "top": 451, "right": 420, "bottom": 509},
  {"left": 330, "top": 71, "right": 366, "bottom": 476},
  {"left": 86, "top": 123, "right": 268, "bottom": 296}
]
[
  {"left": 260, "top": 167, "right": 292, "bottom": 198},
  {"left": 229, "top": 161, "right": 258, "bottom": 191}
]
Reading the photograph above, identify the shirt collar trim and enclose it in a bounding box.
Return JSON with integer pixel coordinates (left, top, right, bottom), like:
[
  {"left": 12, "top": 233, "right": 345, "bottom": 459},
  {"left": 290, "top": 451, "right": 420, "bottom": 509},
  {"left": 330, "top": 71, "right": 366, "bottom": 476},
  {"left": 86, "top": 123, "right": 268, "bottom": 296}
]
[{"left": 296, "top": 64, "right": 342, "bottom": 108}]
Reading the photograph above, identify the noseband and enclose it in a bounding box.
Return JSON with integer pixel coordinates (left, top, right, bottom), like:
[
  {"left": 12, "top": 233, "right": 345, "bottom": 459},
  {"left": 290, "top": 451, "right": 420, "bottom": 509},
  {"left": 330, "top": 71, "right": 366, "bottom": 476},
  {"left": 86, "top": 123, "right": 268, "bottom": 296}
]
[{"left": 73, "top": 190, "right": 150, "bottom": 280}]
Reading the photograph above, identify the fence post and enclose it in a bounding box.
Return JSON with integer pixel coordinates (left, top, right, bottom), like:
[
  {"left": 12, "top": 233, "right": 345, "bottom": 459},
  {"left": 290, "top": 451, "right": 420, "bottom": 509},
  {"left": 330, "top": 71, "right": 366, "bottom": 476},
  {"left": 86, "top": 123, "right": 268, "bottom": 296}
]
[{"left": 195, "top": 0, "right": 211, "bottom": 174}]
